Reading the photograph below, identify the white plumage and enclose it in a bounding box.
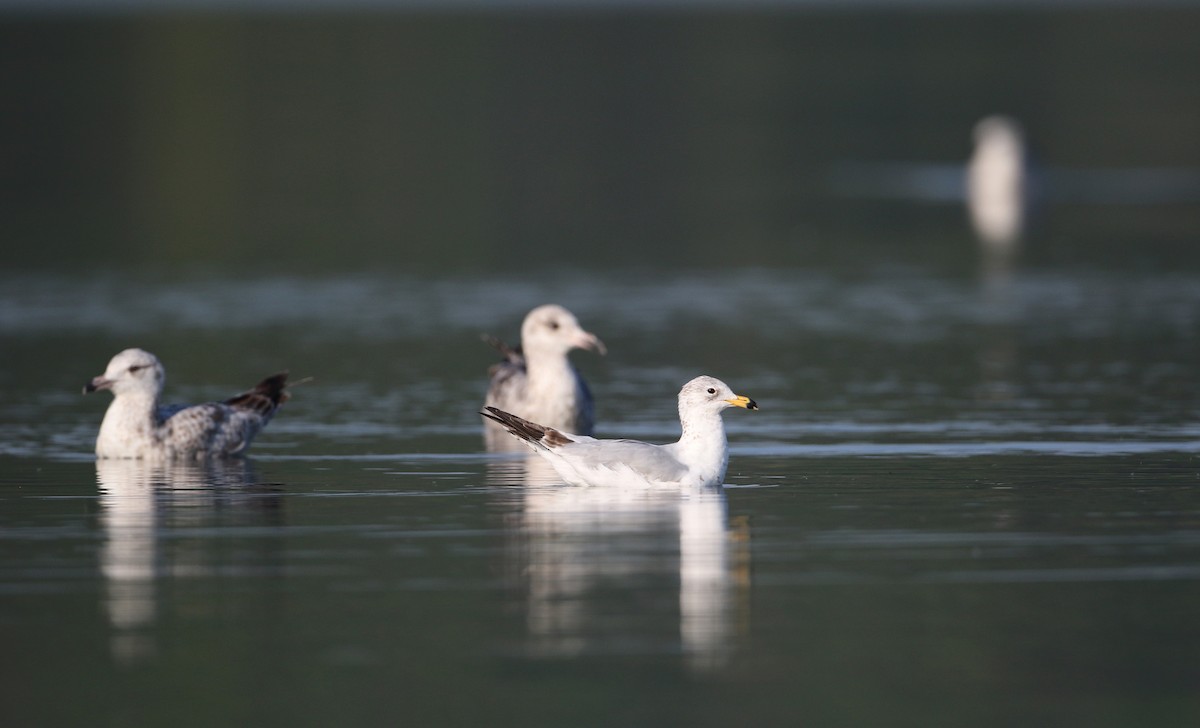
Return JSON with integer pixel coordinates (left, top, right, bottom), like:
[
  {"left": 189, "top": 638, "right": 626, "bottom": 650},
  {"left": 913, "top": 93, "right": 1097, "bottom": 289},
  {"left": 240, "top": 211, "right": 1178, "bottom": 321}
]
[
  {"left": 482, "top": 375, "right": 757, "bottom": 488},
  {"left": 967, "top": 115, "right": 1027, "bottom": 250},
  {"left": 482, "top": 304, "right": 605, "bottom": 449},
  {"left": 84, "top": 348, "right": 288, "bottom": 460}
]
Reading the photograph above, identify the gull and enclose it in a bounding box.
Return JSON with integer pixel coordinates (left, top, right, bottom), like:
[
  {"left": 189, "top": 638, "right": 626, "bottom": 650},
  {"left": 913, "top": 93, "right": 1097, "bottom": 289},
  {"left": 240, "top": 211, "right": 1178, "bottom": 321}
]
[
  {"left": 482, "top": 304, "right": 605, "bottom": 448},
  {"left": 84, "top": 348, "right": 289, "bottom": 460},
  {"left": 967, "top": 115, "right": 1028, "bottom": 252},
  {"left": 481, "top": 375, "right": 757, "bottom": 488}
]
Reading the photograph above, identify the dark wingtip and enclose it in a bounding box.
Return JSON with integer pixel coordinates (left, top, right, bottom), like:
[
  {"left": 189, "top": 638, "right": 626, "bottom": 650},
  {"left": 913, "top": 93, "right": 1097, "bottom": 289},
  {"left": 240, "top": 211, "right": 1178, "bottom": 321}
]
[
  {"left": 219, "top": 371, "right": 293, "bottom": 414},
  {"left": 253, "top": 372, "right": 290, "bottom": 406},
  {"left": 543, "top": 428, "right": 573, "bottom": 448},
  {"left": 482, "top": 334, "right": 522, "bottom": 362},
  {"left": 480, "top": 406, "right": 550, "bottom": 445}
]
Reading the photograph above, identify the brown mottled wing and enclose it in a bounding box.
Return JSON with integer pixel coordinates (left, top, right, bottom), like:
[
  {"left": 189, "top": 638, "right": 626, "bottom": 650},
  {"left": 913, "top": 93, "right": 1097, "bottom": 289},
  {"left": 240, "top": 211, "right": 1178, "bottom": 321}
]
[
  {"left": 160, "top": 373, "right": 289, "bottom": 456},
  {"left": 224, "top": 372, "right": 290, "bottom": 417},
  {"left": 159, "top": 403, "right": 218, "bottom": 448}
]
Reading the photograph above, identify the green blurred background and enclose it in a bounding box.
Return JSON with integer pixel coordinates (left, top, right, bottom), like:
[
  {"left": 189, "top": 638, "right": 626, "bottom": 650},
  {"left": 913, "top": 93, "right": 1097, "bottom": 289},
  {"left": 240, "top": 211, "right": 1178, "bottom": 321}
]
[{"left": 3, "top": 1, "right": 1197, "bottom": 274}]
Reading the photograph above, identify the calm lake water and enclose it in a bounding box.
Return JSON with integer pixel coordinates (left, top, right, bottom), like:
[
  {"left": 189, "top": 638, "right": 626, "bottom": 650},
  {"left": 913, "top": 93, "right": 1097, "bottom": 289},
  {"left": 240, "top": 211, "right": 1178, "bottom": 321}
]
[{"left": 3, "top": 266, "right": 1200, "bottom": 726}]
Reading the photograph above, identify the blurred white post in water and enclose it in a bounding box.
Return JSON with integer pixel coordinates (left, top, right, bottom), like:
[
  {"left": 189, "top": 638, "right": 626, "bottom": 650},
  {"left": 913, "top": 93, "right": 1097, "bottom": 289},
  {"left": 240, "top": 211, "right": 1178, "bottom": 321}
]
[{"left": 967, "top": 115, "right": 1027, "bottom": 258}]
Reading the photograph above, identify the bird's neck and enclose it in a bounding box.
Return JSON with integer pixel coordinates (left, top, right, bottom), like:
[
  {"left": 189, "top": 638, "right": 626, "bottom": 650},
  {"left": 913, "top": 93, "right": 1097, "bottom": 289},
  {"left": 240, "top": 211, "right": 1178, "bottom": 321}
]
[
  {"left": 678, "top": 409, "right": 726, "bottom": 447},
  {"left": 676, "top": 410, "right": 729, "bottom": 480},
  {"left": 113, "top": 389, "right": 159, "bottom": 414},
  {"left": 524, "top": 350, "right": 576, "bottom": 391},
  {"left": 96, "top": 391, "right": 161, "bottom": 456},
  {"left": 518, "top": 350, "right": 586, "bottom": 434}
]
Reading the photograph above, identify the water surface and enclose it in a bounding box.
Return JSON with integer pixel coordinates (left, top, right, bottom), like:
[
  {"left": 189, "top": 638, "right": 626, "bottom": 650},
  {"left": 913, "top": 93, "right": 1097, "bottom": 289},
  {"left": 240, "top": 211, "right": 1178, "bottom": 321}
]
[{"left": 3, "top": 266, "right": 1200, "bottom": 726}]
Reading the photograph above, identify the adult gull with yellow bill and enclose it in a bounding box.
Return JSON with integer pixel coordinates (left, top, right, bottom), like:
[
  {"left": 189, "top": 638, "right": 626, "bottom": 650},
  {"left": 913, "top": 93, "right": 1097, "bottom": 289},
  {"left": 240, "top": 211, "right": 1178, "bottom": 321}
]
[{"left": 482, "top": 375, "right": 756, "bottom": 488}]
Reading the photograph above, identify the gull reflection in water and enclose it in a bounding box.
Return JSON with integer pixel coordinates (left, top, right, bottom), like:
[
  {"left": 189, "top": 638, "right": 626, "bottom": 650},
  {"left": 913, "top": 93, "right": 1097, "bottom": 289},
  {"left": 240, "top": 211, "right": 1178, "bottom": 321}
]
[
  {"left": 498, "top": 476, "right": 750, "bottom": 673},
  {"left": 486, "top": 450, "right": 567, "bottom": 487},
  {"left": 95, "top": 458, "right": 281, "bottom": 664}
]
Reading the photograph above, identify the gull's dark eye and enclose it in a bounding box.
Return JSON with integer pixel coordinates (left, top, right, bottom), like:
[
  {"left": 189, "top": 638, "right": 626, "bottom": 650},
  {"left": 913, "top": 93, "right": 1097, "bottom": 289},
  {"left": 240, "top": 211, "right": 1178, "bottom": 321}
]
[
  {"left": 128, "top": 365, "right": 144, "bottom": 373},
  {"left": 706, "top": 387, "right": 716, "bottom": 395},
  {"left": 548, "top": 320, "right": 560, "bottom": 331}
]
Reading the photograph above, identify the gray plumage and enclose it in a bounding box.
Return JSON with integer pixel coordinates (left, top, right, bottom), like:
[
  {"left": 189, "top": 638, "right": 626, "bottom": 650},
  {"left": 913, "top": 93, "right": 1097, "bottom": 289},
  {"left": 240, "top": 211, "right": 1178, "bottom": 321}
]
[
  {"left": 84, "top": 348, "right": 288, "bottom": 460},
  {"left": 543, "top": 438, "right": 689, "bottom": 483},
  {"left": 483, "top": 304, "right": 604, "bottom": 449}
]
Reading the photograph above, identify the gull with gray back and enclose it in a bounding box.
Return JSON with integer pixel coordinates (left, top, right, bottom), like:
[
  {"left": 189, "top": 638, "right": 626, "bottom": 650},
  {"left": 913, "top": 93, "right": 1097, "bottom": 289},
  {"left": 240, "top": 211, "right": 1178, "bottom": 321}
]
[
  {"left": 482, "top": 304, "right": 605, "bottom": 449},
  {"left": 482, "top": 375, "right": 756, "bottom": 488}
]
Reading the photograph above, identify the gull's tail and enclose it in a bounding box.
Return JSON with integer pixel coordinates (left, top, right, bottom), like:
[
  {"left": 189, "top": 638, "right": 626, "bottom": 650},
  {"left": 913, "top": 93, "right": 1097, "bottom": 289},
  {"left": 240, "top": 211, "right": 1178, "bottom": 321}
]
[
  {"left": 225, "top": 372, "right": 290, "bottom": 418},
  {"left": 481, "top": 334, "right": 523, "bottom": 364},
  {"left": 480, "top": 406, "right": 572, "bottom": 450}
]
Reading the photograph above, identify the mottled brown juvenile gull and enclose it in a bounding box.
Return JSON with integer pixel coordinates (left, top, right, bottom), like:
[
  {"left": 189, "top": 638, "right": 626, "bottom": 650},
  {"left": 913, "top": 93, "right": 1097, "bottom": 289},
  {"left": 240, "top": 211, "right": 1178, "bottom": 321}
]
[
  {"left": 481, "top": 375, "right": 757, "bottom": 488},
  {"left": 84, "top": 348, "right": 288, "bottom": 460},
  {"left": 482, "top": 304, "right": 605, "bottom": 449}
]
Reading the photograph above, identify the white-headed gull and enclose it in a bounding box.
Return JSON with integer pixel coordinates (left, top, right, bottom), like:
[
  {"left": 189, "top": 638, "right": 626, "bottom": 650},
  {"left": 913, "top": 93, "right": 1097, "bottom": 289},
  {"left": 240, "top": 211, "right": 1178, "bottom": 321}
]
[
  {"left": 84, "top": 348, "right": 288, "bottom": 460},
  {"left": 482, "top": 375, "right": 756, "bottom": 488},
  {"left": 483, "top": 304, "right": 605, "bottom": 448}
]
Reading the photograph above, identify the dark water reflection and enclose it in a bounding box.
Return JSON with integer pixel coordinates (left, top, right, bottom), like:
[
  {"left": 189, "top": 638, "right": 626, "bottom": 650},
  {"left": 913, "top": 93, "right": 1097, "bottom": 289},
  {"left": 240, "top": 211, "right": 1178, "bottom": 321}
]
[
  {"left": 1, "top": 450, "right": 1199, "bottom": 724},
  {"left": 95, "top": 458, "right": 283, "bottom": 664},
  {"left": 495, "top": 474, "right": 746, "bottom": 673}
]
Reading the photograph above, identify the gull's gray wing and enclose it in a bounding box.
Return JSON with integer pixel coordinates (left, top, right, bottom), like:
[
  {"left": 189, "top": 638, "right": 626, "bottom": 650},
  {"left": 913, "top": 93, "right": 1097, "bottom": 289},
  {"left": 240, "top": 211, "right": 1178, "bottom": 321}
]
[
  {"left": 574, "top": 369, "right": 595, "bottom": 436},
  {"left": 156, "top": 403, "right": 190, "bottom": 421},
  {"left": 560, "top": 439, "right": 688, "bottom": 482}
]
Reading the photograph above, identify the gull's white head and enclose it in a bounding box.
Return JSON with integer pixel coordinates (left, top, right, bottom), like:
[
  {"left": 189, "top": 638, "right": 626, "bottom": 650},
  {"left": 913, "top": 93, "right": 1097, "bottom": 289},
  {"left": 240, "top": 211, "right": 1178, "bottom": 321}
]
[
  {"left": 520, "top": 304, "right": 606, "bottom": 358},
  {"left": 678, "top": 375, "right": 758, "bottom": 417},
  {"left": 972, "top": 115, "right": 1024, "bottom": 156},
  {"left": 84, "top": 348, "right": 165, "bottom": 398}
]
